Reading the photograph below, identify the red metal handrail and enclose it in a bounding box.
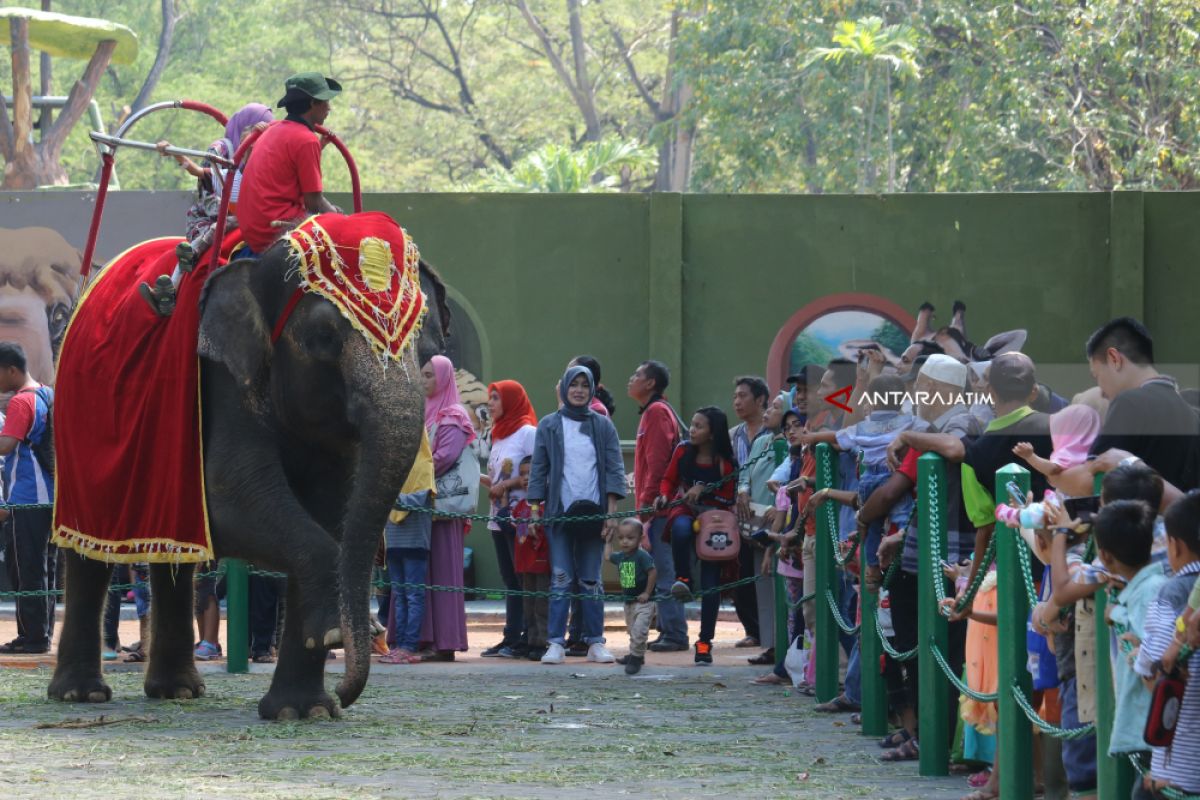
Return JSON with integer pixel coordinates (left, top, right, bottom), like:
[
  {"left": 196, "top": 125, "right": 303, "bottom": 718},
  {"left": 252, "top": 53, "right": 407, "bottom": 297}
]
[{"left": 80, "top": 100, "right": 229, "bottom": 277}]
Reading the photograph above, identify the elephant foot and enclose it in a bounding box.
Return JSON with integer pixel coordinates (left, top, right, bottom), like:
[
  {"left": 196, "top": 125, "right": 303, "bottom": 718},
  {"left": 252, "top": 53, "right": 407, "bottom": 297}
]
[
  {"left": 258, "top": 688, "right": 341, "bottom": 721},
  {"left": 144, "top": 664, "right": 206, "bottom": 701},
  {"left": 48, "top": 668, "right": 112, "bottom": 704}
]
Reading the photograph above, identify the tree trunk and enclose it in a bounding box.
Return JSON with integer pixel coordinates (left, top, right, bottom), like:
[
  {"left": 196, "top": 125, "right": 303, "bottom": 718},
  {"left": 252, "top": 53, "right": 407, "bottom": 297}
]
[
  {"left": 130, "top": 0, "right": 179, "bottom": 115},
  {"left": 39, "top": 0, "right": 53, "bottom": 132},
  {"left": 3, "top": 18, "right": 38, "bottom": 190},
  {"left": 652, "top": 6, "right": 696, "bottom": 192}
]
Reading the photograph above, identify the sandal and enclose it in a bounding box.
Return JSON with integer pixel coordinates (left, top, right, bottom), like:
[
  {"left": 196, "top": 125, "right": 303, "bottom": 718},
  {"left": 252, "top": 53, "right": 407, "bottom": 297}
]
[
  {"left": 747, "top": 649, "right": 775, "bottom": 665},
  {"left": 880, "top": 738, "right": 920, "bottom": 762},
  {"left": 123, "top": 650, "right": 145, "bottom": 663},
  {"left": 967, "top": 769, "right": 992, "bottom": 788},
  {"left": 960, "top": 791, "right": 998, "bottom": 800},
  {"left": 850, "top": 713, "right": 862, "bottom": 725},
  {"left": 379, "top": 648, "right": 418, "bottom": 664},
  {"left": 751, "top": 672, "right": 788, "bottom": 686},
  {"left": 879, "top": 728, "right": 913, "bottom": 749},
  {"left": 813, "top": 694, "right": 861, "bottom": 713}
]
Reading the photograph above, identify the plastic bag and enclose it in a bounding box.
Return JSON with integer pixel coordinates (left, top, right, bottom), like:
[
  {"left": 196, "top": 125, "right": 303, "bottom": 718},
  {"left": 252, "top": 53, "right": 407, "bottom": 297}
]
[{"left": 784, "top": 635, "right": 810, "bottom": 687}]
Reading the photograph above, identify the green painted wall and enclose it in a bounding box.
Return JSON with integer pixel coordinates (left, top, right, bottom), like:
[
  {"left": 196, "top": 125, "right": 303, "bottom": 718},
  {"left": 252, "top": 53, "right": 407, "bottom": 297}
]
[{"left": 341, "top": 191, "right": 1197, "bottom": 591}]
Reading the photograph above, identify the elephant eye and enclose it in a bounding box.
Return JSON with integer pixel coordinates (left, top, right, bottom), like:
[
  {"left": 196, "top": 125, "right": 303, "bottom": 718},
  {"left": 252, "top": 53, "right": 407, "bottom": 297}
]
[{"left": 46, "top": 302, "right": 71, "bottom": 342}]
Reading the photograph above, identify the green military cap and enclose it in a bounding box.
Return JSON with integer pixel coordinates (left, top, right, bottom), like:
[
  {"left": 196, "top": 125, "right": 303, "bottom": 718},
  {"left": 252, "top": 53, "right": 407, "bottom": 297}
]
[{"left": 276, "top": 72, "right": 343, "bottom": 107}]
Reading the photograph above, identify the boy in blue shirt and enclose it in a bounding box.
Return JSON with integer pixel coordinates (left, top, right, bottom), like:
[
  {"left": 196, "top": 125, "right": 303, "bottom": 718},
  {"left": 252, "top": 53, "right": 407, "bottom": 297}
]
[{"left": 1092, "top": 498, "right": 1167, "bottom": 788}]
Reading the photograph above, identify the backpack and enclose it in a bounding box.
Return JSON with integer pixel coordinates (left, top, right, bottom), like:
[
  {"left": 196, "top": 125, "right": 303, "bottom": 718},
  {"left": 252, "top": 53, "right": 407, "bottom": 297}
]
[
  {"left": 694, "top": 508, "right": 740, "bottom": 562},
  {"left": 18, "top": 386, "right": 54, "bottom": 478}
]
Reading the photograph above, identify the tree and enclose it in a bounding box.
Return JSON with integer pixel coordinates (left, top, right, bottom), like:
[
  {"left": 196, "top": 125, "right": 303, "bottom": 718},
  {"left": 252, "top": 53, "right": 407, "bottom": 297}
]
[
  {"left": 803, "top": 16, "right": 919, "bottom": 192},
  {"left": 0, "top": 8, "right": 137, "bottom": 189},
  {"left": 474, "top": 136, "right": 656, "bottom": 192}
]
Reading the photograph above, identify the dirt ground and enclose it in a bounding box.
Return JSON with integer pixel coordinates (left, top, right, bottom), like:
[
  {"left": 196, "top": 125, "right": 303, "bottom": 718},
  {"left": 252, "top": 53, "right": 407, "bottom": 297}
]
[{"left": 0, "top": 615, "right": 973, "bottom": 800}]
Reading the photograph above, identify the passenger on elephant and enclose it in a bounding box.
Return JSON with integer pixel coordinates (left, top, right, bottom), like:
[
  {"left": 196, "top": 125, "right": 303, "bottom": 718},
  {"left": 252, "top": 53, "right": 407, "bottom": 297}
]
[
  {"left": 528, "top": 365, "right": 627, "bottom": 666},
  {"left": 417, "top": 355, "right": 476, "bottom": 661},
  {"left": 139, "top": 103, "right": 274, "bottom": 317},
  {"left": 235, "top": 72, "right": 343, "bottom": 259}
]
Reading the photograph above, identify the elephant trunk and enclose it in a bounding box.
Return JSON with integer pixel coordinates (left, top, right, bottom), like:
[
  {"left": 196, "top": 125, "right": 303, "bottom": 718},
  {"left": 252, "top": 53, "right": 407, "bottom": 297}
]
[{"left": 333, "top": 354, "right": 423, "bottom": 709}]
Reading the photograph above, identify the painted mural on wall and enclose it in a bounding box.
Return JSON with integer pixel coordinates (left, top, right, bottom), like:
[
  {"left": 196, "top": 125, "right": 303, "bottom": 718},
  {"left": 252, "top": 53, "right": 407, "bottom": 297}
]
[
  {"left": 789, "top": 310, "right": 909, "bottom": 375},
  {"left": 0, "top": 227, "right": 86, "bottom": 385}
]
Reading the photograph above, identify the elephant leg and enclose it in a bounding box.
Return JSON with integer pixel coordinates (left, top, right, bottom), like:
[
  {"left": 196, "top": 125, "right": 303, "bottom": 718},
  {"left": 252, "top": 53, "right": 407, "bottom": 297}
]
[
  {"left": 143, "top": 563, "right": 205, "bottom": 700},
  {"left": 258, "top": 577, "right": 339, "bottom": 721},
  {"left": 48, "top": 552, "right": 114, "bottom": 703},
  {"left": 207, "top": 489, "right": 343, "bottom": 654}
]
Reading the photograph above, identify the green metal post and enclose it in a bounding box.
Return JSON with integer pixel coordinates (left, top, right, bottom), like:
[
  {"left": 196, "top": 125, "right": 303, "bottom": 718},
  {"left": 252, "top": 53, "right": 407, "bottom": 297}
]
[
  {"left": 1092, "top": 471, "right": 1135, "bottom": 800},
  {"left": 225, "top": 559, "right": 249, "bottom": 674},
  {"left": 859, "top": 578, "right": 887, "bottom": 736},
  {"left": 995, "top": 465, "right": 1033, "bottom": 800},
  {"left": 917, "top": 453, "right": 950, "bottom": 776},
  {"left": 773, "top": 437, "right": 790, "bottom": 670},
  {"left": 814, "top": 443, "right": 840, "bottom": 703}
]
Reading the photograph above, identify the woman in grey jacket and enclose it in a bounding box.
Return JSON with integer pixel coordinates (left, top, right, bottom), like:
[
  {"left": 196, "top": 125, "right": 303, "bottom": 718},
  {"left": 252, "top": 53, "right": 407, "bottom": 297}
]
[{"left": 527, "top": 365, "right": 627, "bottom": 665}]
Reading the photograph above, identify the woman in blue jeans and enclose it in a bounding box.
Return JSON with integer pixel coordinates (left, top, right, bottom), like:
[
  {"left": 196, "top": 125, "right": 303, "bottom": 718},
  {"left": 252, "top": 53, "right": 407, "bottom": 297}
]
[
  {"left": 656, "top": 406, "right": 737, "bottom": 664},
  {"left": 527, "top": 365, "right": 626, "bottom": 665}
]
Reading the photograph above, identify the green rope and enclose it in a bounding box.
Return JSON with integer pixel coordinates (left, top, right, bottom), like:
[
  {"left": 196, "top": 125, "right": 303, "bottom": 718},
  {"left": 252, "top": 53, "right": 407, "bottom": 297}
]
[
  {"left": 823, "top": 588, "right": 860, "bottom": 635},
  {"left": 925, "top": 464, "right": 995, "bottom": 615},
  {"left": 875, "top": 608, "right": 917, "bottom": 661},
  {"left": 1009, "top": 679, "right": 1095, "bottom": 740},
  {"left": 786, "top": 591, "right": 816, "bottom": 611},
  {"left": 930, "top": 639, "right": 997, "bottom": 702},
  {"left": 1126, "top": 755, "right": 1200, "bottom": 800},
  {"left": 398, "top": 445, "right": 776, "bottom": 524},
  {"left": 1015, "top": 536, "right": 1041, "bottom": 608}
]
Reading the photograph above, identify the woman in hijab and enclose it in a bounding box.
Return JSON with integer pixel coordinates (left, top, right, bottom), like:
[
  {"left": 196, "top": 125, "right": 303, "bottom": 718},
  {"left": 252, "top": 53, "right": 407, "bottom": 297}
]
[
  {"left": 417, "top": 354, "right": 478, "bottom": 661},
  {"left": 140, "top": 102, "right": 275, "bottom": 315},
  {"left": 478, "top": 379, "right": 540, "bottom": 659},
  {"left": 527, "top": 366, "right": 627, "bottom": 665}
]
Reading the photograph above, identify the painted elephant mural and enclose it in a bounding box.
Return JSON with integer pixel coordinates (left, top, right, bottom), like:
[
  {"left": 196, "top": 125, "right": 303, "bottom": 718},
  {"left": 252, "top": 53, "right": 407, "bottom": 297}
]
[{"left": 0, "top": 226, "right": 86, "bottom": 386}]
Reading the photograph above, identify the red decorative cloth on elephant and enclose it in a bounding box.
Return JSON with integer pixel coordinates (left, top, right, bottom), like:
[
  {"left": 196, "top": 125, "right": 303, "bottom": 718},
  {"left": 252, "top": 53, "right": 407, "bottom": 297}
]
[
  {"left": 52, "top": 213, "right": 426, "bottom": 564},
  {"left": 282, "top": 212, "right": 425, "bottom": 362},
  {"left": 51, "top": 232, "right": 244, "bottom": 563}
]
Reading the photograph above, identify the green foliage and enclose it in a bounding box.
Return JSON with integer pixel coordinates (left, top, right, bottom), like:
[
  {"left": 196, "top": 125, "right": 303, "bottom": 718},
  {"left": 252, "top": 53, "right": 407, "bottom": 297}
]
[
  {"left": 678, "top": 0, "right": 1200, "bottom": 193},
  {"left": 474, "top": 137, "right": 656, "bottom": 192},
  {"left": 790, "top": 331, "right": 836, "bottom": 375},
  {"left": 869, "top": 320, "right": 909, "bottom": 358},
  {"left": 5, "top": 0, "right": 1200, "bottom": 193}
]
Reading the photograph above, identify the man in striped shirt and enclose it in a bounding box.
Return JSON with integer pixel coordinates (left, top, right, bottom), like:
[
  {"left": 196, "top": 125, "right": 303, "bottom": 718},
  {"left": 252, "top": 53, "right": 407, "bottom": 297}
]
[{"left": 0, "top": 342, "right": 56, "bottom": 654}]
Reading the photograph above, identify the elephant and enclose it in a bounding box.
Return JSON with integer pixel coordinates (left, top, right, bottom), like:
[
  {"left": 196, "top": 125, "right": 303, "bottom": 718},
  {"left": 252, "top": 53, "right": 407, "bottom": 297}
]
[{"left": 47, "top": 240, "right": 451, "bottom": 720}]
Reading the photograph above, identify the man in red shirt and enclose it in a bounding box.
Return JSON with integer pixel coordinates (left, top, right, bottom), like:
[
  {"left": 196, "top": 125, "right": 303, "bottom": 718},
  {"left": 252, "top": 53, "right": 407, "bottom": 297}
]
[
  {"left": 627, "top": 360, "right": 689, "bottom": 651},
  {"left": 236, "top": 72, "right": 343, "bottom": 256}
]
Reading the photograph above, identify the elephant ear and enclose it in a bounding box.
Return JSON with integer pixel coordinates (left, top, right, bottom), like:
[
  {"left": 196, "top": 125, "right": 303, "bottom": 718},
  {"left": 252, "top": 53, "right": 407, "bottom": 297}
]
[{"left": 197, "top": 260, "right": 272, "bottom": 390}]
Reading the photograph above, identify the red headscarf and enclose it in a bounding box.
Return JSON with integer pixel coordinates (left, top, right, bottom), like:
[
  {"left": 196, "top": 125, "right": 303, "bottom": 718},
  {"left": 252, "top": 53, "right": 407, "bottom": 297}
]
[{"left": 488, "top": 380, "right": 538, "bottom": 443}]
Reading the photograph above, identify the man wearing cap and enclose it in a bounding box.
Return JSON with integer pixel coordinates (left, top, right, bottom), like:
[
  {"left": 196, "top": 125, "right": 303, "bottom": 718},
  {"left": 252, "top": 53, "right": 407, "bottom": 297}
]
[
  {"left": 236, "top": 72, "right": 343, "bottom": 256},
  {"left": 855, "top": 354, "right": 983, "bottom": 759}
]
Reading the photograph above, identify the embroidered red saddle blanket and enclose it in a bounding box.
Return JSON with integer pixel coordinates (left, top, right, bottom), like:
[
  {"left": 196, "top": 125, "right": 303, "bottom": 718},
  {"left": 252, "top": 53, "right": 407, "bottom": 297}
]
[{"left": 52, "top": 234, "right": 240, "bottom": 563}]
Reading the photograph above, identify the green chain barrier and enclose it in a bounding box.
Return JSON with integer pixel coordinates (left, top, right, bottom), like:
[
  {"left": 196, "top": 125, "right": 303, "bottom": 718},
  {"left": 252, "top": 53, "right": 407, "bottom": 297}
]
[
  {"left": 996, "top": 464, "right": 1033, "bottom": 800},
  {"left": 930, "top": 639, "right": 997, "bottom": 702},
  {"left": 813, "top": 443, "right": 840, "bottom": 703},
  {"left": 1015, "top": 535, "right": 1041, "bottom": 608},
  {"left": 1009, "top": 679, "right": 1096, "bottom": 740},
  {"left": 917, "top": 452, "right": 951, "bottom": 776},
  {"left": 1126, "top": 754, "right": 1200, "bottom": 800},
  {"left": 874, "top": 609, "right": 916, "bottom": 661},
  {"left": 824, "top": 588, "right": 860, "bottom": 635}
]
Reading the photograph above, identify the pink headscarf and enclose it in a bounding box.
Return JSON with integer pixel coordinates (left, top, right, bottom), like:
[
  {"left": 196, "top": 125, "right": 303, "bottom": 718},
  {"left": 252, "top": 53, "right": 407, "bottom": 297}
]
[
  {"left": 425, "top": 355, "right": 477, "bottom": 443},
  {"left": 1048, "top": 404, "right": 1101, "bottom": 470}
]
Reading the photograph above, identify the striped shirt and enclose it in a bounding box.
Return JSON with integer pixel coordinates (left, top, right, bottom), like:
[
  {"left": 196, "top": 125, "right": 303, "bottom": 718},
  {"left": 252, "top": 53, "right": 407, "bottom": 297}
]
[{"left": 1134, "top": 561, "right": 1200, "bottom": 783}]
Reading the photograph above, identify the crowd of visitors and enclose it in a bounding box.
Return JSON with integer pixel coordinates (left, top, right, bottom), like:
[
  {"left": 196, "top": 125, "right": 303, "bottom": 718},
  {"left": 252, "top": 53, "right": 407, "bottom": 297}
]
[{"left": 4, "top": 302, "right": 1200, "bottom": 800}]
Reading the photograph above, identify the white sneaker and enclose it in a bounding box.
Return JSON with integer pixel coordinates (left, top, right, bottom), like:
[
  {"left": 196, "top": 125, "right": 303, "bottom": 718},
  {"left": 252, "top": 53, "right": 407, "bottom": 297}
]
[
  {"left": 587, "top": 643, "right": 616, "bottom": 663},
  {"left": 541, "top": 643, "right": 566, "bottom": 664}
]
